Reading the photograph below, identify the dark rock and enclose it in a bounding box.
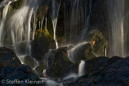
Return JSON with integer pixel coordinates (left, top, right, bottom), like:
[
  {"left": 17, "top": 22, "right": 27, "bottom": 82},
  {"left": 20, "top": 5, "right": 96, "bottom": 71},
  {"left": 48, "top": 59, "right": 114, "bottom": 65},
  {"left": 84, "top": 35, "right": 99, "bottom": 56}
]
[
  {"left": 31, "top": 36, "right": 56, "bottom": 61},
  {"left": 0, "top": 47, "right": 40, "bottom": 86},
  {"left": 35, "top": 65, "right": 45, "bottom": 74},
  {"left": 66, "top": 56, "right": 129, "bottom": 86},
  {"left": 46, "top": 48, "right": 73, "bottom": 78},
  {"left": 24, "top": 56, "right": 36, "bottom": 68},
  {"left": 0, "top": 47, "right": 21, "bottom": 68},
  {"left": 63, "top": 62, "right": 79, "bottom": 77}
]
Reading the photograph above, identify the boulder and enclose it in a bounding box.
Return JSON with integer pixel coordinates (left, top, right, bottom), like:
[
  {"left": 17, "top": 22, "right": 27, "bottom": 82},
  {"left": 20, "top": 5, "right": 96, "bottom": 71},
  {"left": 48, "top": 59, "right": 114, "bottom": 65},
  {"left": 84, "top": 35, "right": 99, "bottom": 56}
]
[
  {"left": 0, "top": 47, "right": 21, "bottom": 68},
  {"left": 46, "top": 48, "right": 73, "bottom": 78},
  {"left": 66, "top": 56, "right": 129, "bottom": 86},
  {"left": 0, "top": 47, "right": 40, "bottom": 86},
  {"left": 31, "top": 36, "right": 56, "bottom": 61}
]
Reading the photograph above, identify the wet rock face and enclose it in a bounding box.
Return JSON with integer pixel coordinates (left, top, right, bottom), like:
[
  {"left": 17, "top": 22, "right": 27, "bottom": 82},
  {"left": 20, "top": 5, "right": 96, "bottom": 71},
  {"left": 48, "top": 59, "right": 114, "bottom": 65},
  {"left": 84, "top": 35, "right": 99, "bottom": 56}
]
[
  {"left": 71, "top": 43, "right": 96, "bottom": 63},
  {"left": 90, "top": 30, "right": 107, "bottom": 56},
  {"left": 0, "top": 47, "right": 39, "bottom": 86},
  {"left": 31, "top": 36, "right": 56, "bottom": 61},
  {"left": 0, "top": 47, "right": 21, "bottom": 67},
  {"left": 46, "top": 48, "right": 73, "bottom": 78},
  {"left": 66, "top": 56, "right": 129, "bottom": 86}
]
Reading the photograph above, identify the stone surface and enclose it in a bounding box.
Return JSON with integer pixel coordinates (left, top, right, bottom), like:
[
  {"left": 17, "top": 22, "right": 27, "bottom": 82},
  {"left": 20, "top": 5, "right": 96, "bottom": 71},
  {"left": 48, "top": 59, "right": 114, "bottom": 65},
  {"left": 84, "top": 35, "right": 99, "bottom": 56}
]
[
  {"left": 0, "top": 47, "right": 42, "bottom": 86},
  {"left": 66, "top": 56, "right": 129, "bottom": 86}
]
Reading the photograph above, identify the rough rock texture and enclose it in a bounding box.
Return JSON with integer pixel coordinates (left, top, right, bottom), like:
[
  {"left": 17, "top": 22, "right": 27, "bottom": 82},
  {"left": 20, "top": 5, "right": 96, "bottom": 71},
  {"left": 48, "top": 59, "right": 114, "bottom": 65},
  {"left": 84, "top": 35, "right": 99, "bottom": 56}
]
[
  {"left": 46, "top": 47, "right": 73, "bottom": 78},
  {"left": 0, "top": 47, "right": 41, "bottom": 86},
  {"left": 66, "top": 56, "right": 129, "bottom": 86},
  {"left": 90, "top": 30, "right": 107, "bottom": 56},
  {"left": 71, "top": 43, "right": 96, "bottom": 62},
  {"left": 31, "top": 36, "right": 56, "bottom": 61}
]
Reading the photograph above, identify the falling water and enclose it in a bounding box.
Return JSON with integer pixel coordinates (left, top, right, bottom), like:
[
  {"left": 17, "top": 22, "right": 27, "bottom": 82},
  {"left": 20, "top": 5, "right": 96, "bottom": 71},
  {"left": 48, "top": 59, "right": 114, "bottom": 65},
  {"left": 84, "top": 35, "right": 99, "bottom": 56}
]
[
  {"left": 32, "top": 12, "right": 37, "bottom": 40},
  {"left": 63, "top": 0, "right": 83, "bottom": 43},
  {"left": 63, "top": 3, "right": 67, "bottom": 40},
  {"left": 68, "top": 42, "right": 89, "bottom": 62},
  {"left": 45, "top": 16, "right": 48, "bottom": 36},
  {"left": 0, "top": 0, "right": 11, "bottom": 7},
  {"left": 80, "top": 0, "right": 92, "bottom": 41},
  {"left": 0, "top": 1, "right": 11, "bottom": 45},
  {"left": 10, "top": 6, "right": 31, "bottom": 57},
  {"left": 0, "top": 0, "right": 42, "bottom": 66},
  {"left": 50, "top": 0, "right": 61, "bottom": 49},
  {"left": 63, "top": 0, "right": 92, "bottom": 43},
  {"left": 78, "top": 60, "right": 85, "bottom": 76},
  {"left": 70, "top": 0, "right": 79, "bottom": 42},
  {"left": 9, "top": 0, "right": 41, "bottom": 58},
  {"left": 107, "top": 0, "right": 125, "bottom": 57},
  {"left": 41, "top": 17, "right": 44, "bottom": 31}
]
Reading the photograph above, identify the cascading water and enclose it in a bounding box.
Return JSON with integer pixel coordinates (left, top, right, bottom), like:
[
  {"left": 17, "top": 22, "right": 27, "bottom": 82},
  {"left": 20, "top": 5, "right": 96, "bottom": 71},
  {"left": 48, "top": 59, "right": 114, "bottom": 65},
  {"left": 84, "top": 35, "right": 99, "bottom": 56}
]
[
  {"left": 78, "top": 60, "right": 85, "bottom": 76},
  {"left": 107, "top": 0, "right": 125, "bottom": 57},
  {"left": 50, "top": 0, "right": 61, "bottom": 49},
  {"left": 68, "top": 42, "right": 89, "bottom": 62},
  {"left": 0, "top": 1, "right": 11, "bottom": 45},
  {"left": 10, "top": 1, "right": 35, "bottom": 58},
  {"left": 0, "top": 0, "right": 11, "bottom": 7},
  {"left": 0, "top": 0, "right": 43, "bottom": 66},
  {"left": 65, "top": 0, "right": 92, "bottom": 76},
  {"left": 63, "top": 0, "right": 92, "bottom": 43},
  {"left": 32, "top": 12, "right": 37, "bottom": 40},
  {"left": 80, "top": 0, "right": 92, "bottom": 41}
]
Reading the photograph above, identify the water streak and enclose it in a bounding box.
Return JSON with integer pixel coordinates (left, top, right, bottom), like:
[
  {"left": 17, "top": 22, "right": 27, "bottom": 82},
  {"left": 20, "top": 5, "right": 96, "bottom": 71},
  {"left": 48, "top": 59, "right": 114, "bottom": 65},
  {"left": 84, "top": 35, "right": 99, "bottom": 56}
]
[
  {"left": 78, "top": 60, "right": 85, "bottom": 76},
  {"left": 107, "top": 0, "right": 125, "bottom": 57},
  {"left": 50, "top": 0, "right": 61, "bottom": 49},
  {"left": 68, "top": 42, "right": 88, "bottom": 62},
  {"left": 80, "top": 0, "right": 92, "bottom": 41},
  {"left": 0, "top": 1, "right": 11, "bottom": 45}
]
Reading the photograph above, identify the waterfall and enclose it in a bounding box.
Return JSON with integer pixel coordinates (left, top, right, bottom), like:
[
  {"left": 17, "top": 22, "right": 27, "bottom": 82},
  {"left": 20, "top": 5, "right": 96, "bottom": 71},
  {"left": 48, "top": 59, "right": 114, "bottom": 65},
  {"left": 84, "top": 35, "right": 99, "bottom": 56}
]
[
  {"left": 78, "top": 60, "right": 85, "bottom": 76},
  {"left": 50, "top": 0, "right": 61, "bottom": 49},
  {"left": 68, "top": 42, "right": 89, "bottom": 62},
  {"left": 10, "top": 0, "right": 40, "bottom": 57},
  {"left": 63, "top": 0, "right": 92, "bottom": 44},
  {"left": 45, "top": 16, "right": 48, "bottom": 36},
  {"left": 41, "top": 17, "right": 44, "bottom": 31},
  {"left": 63, "top": 3, "right": 67, "bottom": 40},
  {"left": 0, "top": 0, "right": 11, "bottom": 7},
  {"left": 0, "top": 0, "right": 42, "bottom": 64},
  {"left": 107, "top": 0, "right": 125, "bottom": 57},
  {"left": 32, "top": 12, "right": 37, "bottom": 40},
  {"left": 10, "top": 5, "right": 31, "bottom": 57},
  {"left": 0, "top": 1, "right": 11, "bottom": 45},
  {"left": 26, "top": 8, "right": 34, "bottom": 56},
  {"left": 64, "top": 0, "right": 83, "bottom": 43},
  {"left": 80, "top": 0, "right": 92, "bottom": 41}
]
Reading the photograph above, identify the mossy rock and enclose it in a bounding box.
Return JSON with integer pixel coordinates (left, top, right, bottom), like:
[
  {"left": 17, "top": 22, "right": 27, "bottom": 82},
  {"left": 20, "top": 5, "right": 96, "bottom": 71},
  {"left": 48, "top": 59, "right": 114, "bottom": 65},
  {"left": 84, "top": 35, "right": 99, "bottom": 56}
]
[
  {"left": 46, "top": 48, "right": 73, "bottom": 78},
  {"left": 35, "top": 65, "right": 45, "bottom": 74},
  {"left": 23, "top": 56, "right": 36, "bottom": 68},
  {"left": 90, "top": 30, "right": 107, "bottom": 56},
  {"left": 31, "top": 36, "right": 56, "bottom": 61},
  {"left": 69, "top": 43, "right": 96, "bottom": 62},
  {"left": 83, "top": 43, "right": 96, "bottom": 60}
]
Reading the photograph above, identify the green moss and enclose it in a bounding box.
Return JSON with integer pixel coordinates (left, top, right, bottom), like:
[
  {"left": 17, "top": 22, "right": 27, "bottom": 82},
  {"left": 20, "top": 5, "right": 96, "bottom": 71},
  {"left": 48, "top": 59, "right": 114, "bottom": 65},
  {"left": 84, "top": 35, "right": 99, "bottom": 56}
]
[
  {"left": 35, "top": 65, "right": 45, "bottom": 73},
  {"left": 91, "top": 30, "right": 107, "bottom": 56},
  {"left": 47, "top": 48, "right": 73, "bottom": 78},
  {"left": 24, "top": 56, "right": 35, "bottom": 68}
]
